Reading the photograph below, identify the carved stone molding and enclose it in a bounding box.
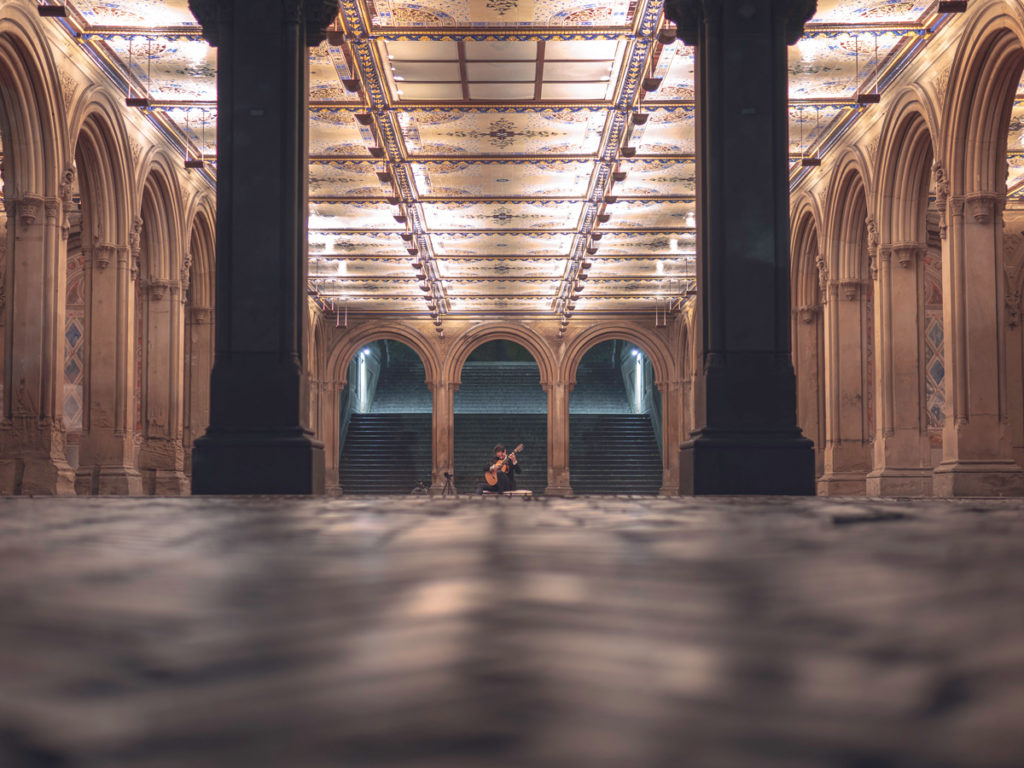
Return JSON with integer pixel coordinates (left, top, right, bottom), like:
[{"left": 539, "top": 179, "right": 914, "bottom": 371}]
[
  {"left": 796, "top": 305, "right": 819, "bottom": 324},
  {"left": 59, "top": 70, "right": 77, "bottom": 110},
  {"left": 814, "top": 253, "right": 828, "bottom": 294},
  {"left": 117, "top": 245, "right": 130, "bottom": 268},
  {"left": 189, "top": 306, "right": 213, "bottom": 324},
  {"left": 966, "top": 193, "right": 1000, "bottom": 225},
  {"left": 94, "top": 241, "right": 116, "bottom": 270},
  {"left": 840, "top": 280, "right": 860, "bottom": 301},
  {"left": 181, "top": 251, "right": 193, "bottom": 298},
  {"left": 146, "top": 279, "right": 175, "bottom": 301},
  {"left": 130, "top": 216, "right": 143, "bottom": 280},
  {"left": 933, "top": 161, "right": 949, "bottom": 239},
  {"left": 935, "top": 63, "right": 951, "bottom": 109},
  {"left": 44, "top": 199, "right": 60, "bottom": 225},
  {"left": 949, "top": 196, "right": 965, "bottom": 218},
  {"left": 17, "top": 194, "right": 43, "bottom": 228},
  {"left": 892, "top": 242, "right": 924, "bottom": 269}
]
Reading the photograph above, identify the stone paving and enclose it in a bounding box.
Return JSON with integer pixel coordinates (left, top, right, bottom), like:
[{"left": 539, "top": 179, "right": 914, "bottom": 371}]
[{"left": 1, "top": 495, "right": 1023, "bottom": 767}]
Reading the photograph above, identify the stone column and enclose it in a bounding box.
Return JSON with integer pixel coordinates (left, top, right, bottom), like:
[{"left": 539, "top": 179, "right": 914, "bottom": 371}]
[
  {"left": 667, "top": 0, "right": 815, "bottom": 494},
  {"left": 867, "top": 242, "right": 933, "bottom": 495},
  {"left": 657, "top": 378, "right": 682, "bottom": 495},
  {"left": 317, "top": 380, "right": 342, "bottom": 495},
  {"left": 189, "top": 0, "right": 336, "bottom": 493},
  {"left": 933, "top": 192, "right": 1024, "bottom": 495},
  {"left": 75, "top": 233, "right": 141, "bottom": 494},
  {"left": 184, "top": 306, "right": 214, "bottom": 477},
  {"left": 137, "top": 278, "right": 188, "bottom": 494},
  {"left": 818, "top": 279, "right": 870, "bottom": 494},
  {"left": 792, "top": 304, "right": 822, "bottom": 478},
  {"left": 545, "top": 380, "right": 572, "bottom": 496},
  {"left": 430, "top": 379, "right": 455, "bottom": 494},
  {"left": 0, "top": 194, "right": 76, "bottom": 494}
]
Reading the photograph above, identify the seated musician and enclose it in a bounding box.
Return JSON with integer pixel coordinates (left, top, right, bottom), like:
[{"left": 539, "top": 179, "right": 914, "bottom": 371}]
[{"left": 483, "top": 443, "right": 520, "bottom": 493}]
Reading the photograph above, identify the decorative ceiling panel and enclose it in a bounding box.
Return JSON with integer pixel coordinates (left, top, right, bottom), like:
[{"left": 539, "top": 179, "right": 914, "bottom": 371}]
[
  {"left": 64, "top": 0, "right": 986, "bottom": 318},
  {"left": 409, "top": 160, "right": 594, "bottom": 198}
]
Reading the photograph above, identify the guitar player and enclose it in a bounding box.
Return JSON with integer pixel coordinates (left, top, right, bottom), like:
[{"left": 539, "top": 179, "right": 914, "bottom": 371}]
[{"left": 482, "top": 443, "right": 520, "bottom": 493}]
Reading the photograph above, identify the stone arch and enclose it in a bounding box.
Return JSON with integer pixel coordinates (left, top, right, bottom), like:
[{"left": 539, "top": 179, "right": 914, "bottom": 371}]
[
  {"left": 446, "top": 323, "right": 556, "bottom": 388},
  {"left": 0, "top": 5, "right": 66, "bottom": 198},
  {"left": 561, "top": 321, "right": 672, "bottom": 390},
  {"left": 134, "top": 155, "right": 188, "bottom": 494},
  {"left": 874, "top": 89, "right": 937, "bottom": 248},
  {"left": 186, "top": 198, "right": 215, "bottom": 310},
  {"left": 182, "top": 199, "right": 215, "bottom": 477},
  {"left": 943, "top": 3, "right": 1024, "bottom": 197},
  {"left": 790, "top": 194, "right": 823, "bottom": 313},
  {"left": 824, "top": 151, "right": 872, "bottom": 282},
  {"left": 328, "top": 323, "right": 440, "bottom": 388},
  {"left": 0, "top": 8, "right": 74, "bottom": 493},
  {"left": 72, "top": 95, "right": 132, "bottom": 254}
]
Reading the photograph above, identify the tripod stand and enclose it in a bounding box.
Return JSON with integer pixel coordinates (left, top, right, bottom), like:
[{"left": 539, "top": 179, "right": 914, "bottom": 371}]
[{"left": 441, "top": 471, "right": 455, "bottom": 497}]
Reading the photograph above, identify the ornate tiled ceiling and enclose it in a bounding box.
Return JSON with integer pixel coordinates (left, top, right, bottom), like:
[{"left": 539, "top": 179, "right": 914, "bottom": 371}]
[{"left": 43, "top": 0, "right": 1020, "bottom": 319}]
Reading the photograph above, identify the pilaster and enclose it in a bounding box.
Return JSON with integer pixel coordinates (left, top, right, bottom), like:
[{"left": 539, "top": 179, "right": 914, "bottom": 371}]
[{"left": 544, "top": 380, "right": 573, "bottom": 496}]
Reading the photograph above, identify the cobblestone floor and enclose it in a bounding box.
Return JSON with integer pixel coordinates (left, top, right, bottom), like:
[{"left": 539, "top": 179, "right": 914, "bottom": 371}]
[{"left": 1, "top": 495, "right": 1023, "bottom": 767}]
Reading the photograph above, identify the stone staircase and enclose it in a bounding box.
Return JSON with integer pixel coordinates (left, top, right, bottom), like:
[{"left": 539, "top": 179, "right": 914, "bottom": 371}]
[
  {"left": 339, "top": 413, "right": 432, "bottom": 494},
  {"left": 570, "top": 414, "right": 662, "bottom": 495}
]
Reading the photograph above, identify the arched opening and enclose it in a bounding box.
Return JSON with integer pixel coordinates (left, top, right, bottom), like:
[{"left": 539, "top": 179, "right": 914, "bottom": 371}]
[
  {"left": 454, "top": 339, "right": 546, "bottom": 494},
  {"left": 868, "top": 106, "right": 940, "bottom": 496},
  {"left": 819, "top": 166, "right": 873, "bottom": 495},
  {"left": 791, "top": 208, "right": 825, "bottom": 481},
  {"left": 569, "top": 339, "right": 662, "bottom": 494},
  {"left": 337, "top": 339, "right": 432, "bottom": 493},
  {"left": 183, "top": 207, "right": 214, "bottom": 478},
  {"left": 135, "top": 169, "right": 187, "bottom": 495}
]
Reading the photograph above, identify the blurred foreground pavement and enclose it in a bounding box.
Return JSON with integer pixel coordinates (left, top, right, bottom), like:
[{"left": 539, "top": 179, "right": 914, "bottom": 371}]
[{"left": 0, "top": 494, "right": 1023, "bottom": 767}]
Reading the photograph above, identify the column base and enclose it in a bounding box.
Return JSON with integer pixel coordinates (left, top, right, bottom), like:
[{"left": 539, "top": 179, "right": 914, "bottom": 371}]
[
  {"left": 191, "top": 430, "right": 324, "bottom": 494},
  {"left": 817, "top": 471, "right": 866, "bottom": 496},
  {"left": 865, "top": 468, "right": 932, "bottom": 497},
  {"left": 680, "top": 432, "right": 815, "bottom": 495},
  {"left": 75, "top": 466, "right": 144, "bottom": 496},
  {"left": 932, "top": 460, "right": 1024, "bottom": 497},
  {"left": 545, "top": 484, "right": 574, "bottom": 497},
  {"left": 144, "top": 469, "right": 190, "bottom": 496},
  {"left": 0, "top": 458, "right": 77, "bottom": 495}
]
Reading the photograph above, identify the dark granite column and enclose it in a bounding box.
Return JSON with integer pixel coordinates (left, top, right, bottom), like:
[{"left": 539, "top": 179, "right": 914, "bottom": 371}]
[
  {"left": 666, "top": 0, "right": 816, "bottom": 494},
  {"left": 188, "top": 0, "right": 336, "bottom": 493}
]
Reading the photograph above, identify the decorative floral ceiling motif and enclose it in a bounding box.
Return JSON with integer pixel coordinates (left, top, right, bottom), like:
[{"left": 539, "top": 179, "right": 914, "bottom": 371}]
[{"left": 58, "top": 0, "right": 984, "bottom": 317}]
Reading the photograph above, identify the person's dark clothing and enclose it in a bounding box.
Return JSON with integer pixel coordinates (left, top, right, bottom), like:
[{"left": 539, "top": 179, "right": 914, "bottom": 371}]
[{"left": 483, "top": 454, "right": 521, "bottom": 493}]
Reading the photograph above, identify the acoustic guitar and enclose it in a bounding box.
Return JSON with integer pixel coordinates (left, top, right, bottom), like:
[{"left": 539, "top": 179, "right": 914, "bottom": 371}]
[{"left": 485, "top": 443, "right": 524, "bottom": 486}]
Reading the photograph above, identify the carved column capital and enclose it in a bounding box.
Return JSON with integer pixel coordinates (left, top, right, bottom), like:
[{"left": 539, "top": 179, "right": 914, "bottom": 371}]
[
  {"left": 965, "top": 192, "right": 1003, "bottom": 225},
  {"left": 949, "top": 196, "right": 965, "bottom": 218},
  {"left": 15, "top": 194, "right": 44, "bottom": 228},
  {"left": 795, "top": 305, "right": 819, "bottom": 324},
  {"left": 189, "top": 306, "right": 213, "bottom": 324},
  {"left": 93, "top": 240, "right": 117, "bottom": 270},
  {"left": 44, "top": 198, "right": 61, "bottom": 225},
  {"left": 840, "top": 280, "right": 861, "bottom": 301},
  {"left": 892, "top": 242, "right": 925, "bottom": 269},
  {"left": 189, "top": 0, "right": 340, "bottom": 47}
]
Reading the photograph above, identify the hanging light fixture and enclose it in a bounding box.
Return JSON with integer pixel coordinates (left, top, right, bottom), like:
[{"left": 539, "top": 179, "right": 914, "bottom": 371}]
[{"left": 125, "top": 36, "right": 153, "bottom": 108}]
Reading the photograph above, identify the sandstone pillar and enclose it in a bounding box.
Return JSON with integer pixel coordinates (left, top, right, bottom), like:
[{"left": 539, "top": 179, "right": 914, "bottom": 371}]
[
  {"left": 0, "top": 194, "right": 76, "bottom": 494},
  {"left": 867, "top": 243, "right": 933, "bottom": 495},
  {"left": 430, "top": 379, "right": 455, "bottom": 494},
  {"left": 657, "top": 378, "right": 682, "bottom": 495},
  {"left": 668, "top": 0, "right": 815, "bottom": 494},
  {"left": 544, "top": 380, "right": 572, "bottom": 496},
  {"left": 818, "top": 280, "right": 870, "bottom": 494},
  {"left": 933, "top": 192, "right": 1024, "bottom": 495},
  {"left": 792, "top": 304, "right": 823, "bottom": 478},
  {"left": 318, "top": 380, "right": 342, "bottom": 495},
  {"left": 189, "top": 0, "right": 336, "bottom": 493},
  {"left": 184, "top": 306, "right": 214, "bottom": 477},
  {"left": 75, "top": 233, "right": 141, "bottom": 494},
  {"left": 137, "top": 278, "right": 188, "bottom": 494}
]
